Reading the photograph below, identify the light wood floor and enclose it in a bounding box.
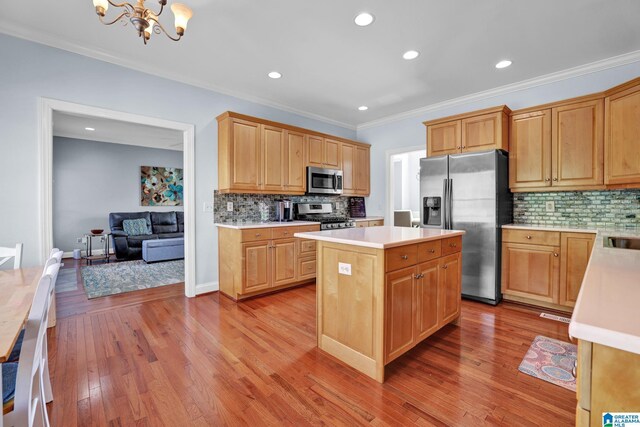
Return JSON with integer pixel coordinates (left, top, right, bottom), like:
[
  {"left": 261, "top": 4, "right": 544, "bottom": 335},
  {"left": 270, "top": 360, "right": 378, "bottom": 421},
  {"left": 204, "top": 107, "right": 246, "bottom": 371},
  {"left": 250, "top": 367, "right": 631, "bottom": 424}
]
[{"left": 48, "top": 260, "right": 576, "bottom": 426}]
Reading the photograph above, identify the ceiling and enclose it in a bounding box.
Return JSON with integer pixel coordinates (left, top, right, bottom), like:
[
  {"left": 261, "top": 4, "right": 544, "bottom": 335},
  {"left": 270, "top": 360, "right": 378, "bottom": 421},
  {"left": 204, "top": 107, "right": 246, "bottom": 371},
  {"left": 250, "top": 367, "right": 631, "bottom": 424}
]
[
  {"left": 3, "top": 0, "right": 640, "bottom": 128},
  {"left": 53, "top": 111, "right": 183, "bottom": 151}
]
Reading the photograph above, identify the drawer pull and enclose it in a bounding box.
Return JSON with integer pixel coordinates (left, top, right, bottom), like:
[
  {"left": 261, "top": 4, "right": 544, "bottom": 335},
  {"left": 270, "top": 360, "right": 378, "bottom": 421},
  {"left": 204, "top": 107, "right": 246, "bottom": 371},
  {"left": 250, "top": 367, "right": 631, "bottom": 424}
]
[
  {"left": 449, "top": 243, "right": 457, "bottom": 247},
  {"left": 283, "top": 231, "right": 289, "bottom": 234},
  {"left": 526, "top": 235, "right": 532, "bottom": 239},
  {"left": 414, "top": 273, "right": 424, "bottom": 279},
  {"left": 442, "top": 265, "right": 448, "bottom": 270},
  {"left": 401, "top": 255, "right": 408, "bottom": 260},
  {"left": 255, "top": 233, "right": 262, "bottom": 237},
  {"left": 429, "top": 249, "right": 436, "bottom": 253},
  {"left": 553, "top": 253, "right": 559, "bottom": 257}
]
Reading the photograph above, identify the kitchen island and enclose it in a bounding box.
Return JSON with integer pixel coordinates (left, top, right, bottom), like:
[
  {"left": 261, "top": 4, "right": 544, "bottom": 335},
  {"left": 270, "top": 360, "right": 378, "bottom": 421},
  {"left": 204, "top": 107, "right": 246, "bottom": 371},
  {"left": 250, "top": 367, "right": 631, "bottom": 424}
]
[{"left": 294, "top": 226, "right": 465, "bottom": 382}]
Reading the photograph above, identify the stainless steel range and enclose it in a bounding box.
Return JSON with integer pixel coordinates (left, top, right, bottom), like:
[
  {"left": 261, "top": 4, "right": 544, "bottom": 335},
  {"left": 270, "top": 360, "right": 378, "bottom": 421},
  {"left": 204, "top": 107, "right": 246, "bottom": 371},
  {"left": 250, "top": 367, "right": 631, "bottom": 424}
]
[{"left": 295, "top": 203, "right": 355, "bottom": 230}]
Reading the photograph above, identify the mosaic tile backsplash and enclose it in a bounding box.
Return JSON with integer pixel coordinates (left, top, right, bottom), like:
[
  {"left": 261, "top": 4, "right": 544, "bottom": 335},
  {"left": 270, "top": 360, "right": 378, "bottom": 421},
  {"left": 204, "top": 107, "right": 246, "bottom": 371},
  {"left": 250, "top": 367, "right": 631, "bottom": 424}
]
[
  {"left": 214, "top": 191, "right": 350, "bottom": 223},
  {"left": 513, "top": 190, "right": 640, "bottom": 229}
]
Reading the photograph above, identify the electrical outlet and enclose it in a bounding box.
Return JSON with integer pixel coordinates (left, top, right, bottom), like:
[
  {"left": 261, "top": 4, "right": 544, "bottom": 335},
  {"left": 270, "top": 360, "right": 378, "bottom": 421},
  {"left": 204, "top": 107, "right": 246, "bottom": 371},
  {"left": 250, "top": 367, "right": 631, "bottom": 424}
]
[
  {"left": 76, "top": 237, "right": 83, "bottom": 243},
  {"left": 338, "top": 262, "right": 352, "bottom": 276},
  {"left": 227, "top": 202, "right": 234, "bottom": 212},
  {"left": 545, "top": 201, "right": 555, "bottom": 212},
  {"left": 202, "top": 202, "right": 213, "bottom": 213}
]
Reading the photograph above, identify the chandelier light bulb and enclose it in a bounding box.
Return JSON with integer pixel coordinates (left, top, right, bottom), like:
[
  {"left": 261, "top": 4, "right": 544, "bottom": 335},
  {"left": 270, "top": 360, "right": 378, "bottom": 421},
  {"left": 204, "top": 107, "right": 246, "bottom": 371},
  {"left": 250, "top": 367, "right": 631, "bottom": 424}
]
[
  {"left": 93, "top": 0, "right": 109, "bottom": 15},
  {"left": 171, "top": 3, "right": 193, "bottom": 35}
]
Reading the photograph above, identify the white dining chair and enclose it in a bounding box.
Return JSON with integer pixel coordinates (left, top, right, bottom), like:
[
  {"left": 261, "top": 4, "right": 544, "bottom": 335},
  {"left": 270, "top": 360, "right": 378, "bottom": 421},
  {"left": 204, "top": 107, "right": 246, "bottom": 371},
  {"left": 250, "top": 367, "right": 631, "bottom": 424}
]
[
  {"left": 0, "top": 244, "right": 23, "bottom": 270},
  {"left": 2, "top": 273, "right": 53, "bottom": 427},
  {"left": 40, "top": 262, "right": 60, "bottom": 404}
]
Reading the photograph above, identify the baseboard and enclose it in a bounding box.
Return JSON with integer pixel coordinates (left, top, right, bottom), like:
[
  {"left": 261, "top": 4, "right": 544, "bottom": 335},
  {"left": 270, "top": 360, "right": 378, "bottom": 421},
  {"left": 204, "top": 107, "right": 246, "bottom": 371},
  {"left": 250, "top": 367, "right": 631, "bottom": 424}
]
[
  {"left": 196, "top": 281, "right": 219, "bottom": 295},
  {"left": 62, "top": 248, "right": 115, "bottom": 259}
]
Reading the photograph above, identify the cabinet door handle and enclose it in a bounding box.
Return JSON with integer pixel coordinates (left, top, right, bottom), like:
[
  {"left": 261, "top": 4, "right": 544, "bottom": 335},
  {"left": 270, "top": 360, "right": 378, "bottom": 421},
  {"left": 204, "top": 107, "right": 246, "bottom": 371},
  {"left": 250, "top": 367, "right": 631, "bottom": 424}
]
[
  {"left": 553, "top": 253, "right": 559, "bottom": 257},
  {"left": 457, "top": 146, "right": 461, "bottom": 150},
  {"left": 553, "top": 177, "right": 558, "bottom": 181},
  {"left": 442, "top": 265, "right": 448, "bottom": 269},
  {"left": 449, "top": 243, "right": 456, "bottom": 247},
  {"left": 283, "top": 231, "right": 289, "bottom": 234},
  {"left": 429, "top": 249, "right": 435, "bottom": 253},
  {"left": 545, "top": 178, "right": 551, "bottom": 182},
  {"left": 462, "top": 146, "right": 466, "bottom": 149},
  {"left": 401, "top": 255, "right": 408, "bottom": 260},
  {"left": 255, "top": 233, "right": 262, "bottom": 237},
  {"left": 526, "top": 235, "right": 532, "bottom": 239}
]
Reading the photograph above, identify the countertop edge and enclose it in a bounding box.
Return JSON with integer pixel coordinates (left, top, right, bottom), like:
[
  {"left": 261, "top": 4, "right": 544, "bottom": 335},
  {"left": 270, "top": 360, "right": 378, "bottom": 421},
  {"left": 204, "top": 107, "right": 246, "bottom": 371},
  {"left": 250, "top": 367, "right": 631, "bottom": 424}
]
[
  {"left": 215, "top": 221, "right": 319, "bottom": 230},
  {"left": 569, "top": 321, "right": 640, "bottom": 355},
  {"left": 294, "top": 230, "right": 465, "bottom": 249}
]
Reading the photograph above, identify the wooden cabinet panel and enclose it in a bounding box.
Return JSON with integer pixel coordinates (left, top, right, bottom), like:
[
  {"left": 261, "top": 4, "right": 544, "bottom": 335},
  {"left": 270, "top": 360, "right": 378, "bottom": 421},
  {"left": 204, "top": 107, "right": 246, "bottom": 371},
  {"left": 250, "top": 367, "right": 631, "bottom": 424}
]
[
  {"left": 510, "top": 110, "right": 552, "bottom": 189},
  {"left": 324, "top": 138, "right": 342, "bottom": 169},
  {"left": 231, "top": 119, "right": 262, "bottom": 190},
  {"left": 385, "top": 266, "right": 416, "bottom": 363},
  {"left": 415, "top": 260, "right": 440, "bottom": 341},
  {"left": 272, "top": 239, "right": 297, "bottom": 287},
  {"left": 501, "top": 242, "right": 559, "bottom": 303},
  {"left": 297, "top": 256, "right": 316, "bottom": 281},
  {"left": 552, "top": 99, "right": 604, "bottom": 188},
  {"left": 307, "top": 135, "right": 324, "bottom": 167},
  {"left": 503, "top": 229, "right": 560, "bottom": 246},
  {"left": 341, "top": 142, "right": 355, "bottom": 193},
  {"left": 355, "top": 146, "right": 370, "bottom": 195},
  {"left": 284, "top": 131, "right": 306, "bottom": 192},
  {"left": 262, "top": 125, "right": 285, "bottom": 191},
  {"left": 461, "top": 112, "right": 505, "bottom": 153},
  {"left": 605, "top": 84, "right": 640, "bottom": 185},
  {"left": 439, "top": 253, "right": 461, "bottom": 325},
  {"left": 241, "top": 228, "right": 273, "bottom": 242},
  {"left": 441, "top": 236, "right": 462, "bottom": 256},
  {"left": 417, "top": 240, "right": 441, "bottom": 263},
  {"left": 355, "top": 221, "right": 368, "bottom": 228},
  {"left": 242, "top": 241, "right": 271, "bottom": 293},
  {"left": 386, "top": 244, "right": 418, "bottom": 272},
  {"left": 559, "top": 232, "right": 595, "bottom": 307},
  {"left": 297, "top": 239, "right": 316, "bottom": 256},
  {"left": 427, "top": 120, "right": 461, "bottom": 157},
  {"left": 368, "top": 220, "right": 383, "bottom": 227}
]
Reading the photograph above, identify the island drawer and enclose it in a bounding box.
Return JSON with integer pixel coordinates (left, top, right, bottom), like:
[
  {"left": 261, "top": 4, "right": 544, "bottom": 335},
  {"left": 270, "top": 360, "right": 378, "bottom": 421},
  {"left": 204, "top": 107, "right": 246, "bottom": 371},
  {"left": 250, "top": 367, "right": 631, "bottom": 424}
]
[
  {"left": 503, "top": 229, "right": 560, "bottom": 246},
  {"left": 241, "top": 228, "right": 272, "bottom": 242},
  {"left": 441, "top": 236, "right": 462, "bottom": 255},
  {"left": 417, "top": 240, "right": 441, "bottom": 262},
  {"left": 386, "top": 244, "right": 418, "bottom": 272}
]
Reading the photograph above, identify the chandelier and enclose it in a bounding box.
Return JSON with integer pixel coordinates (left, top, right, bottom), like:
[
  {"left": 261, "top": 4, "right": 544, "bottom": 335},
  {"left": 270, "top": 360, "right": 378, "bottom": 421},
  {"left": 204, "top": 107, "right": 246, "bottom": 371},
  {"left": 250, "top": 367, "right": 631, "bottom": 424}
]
[{"left": 92, "top": 0, "right": 193, "bottom": 44}]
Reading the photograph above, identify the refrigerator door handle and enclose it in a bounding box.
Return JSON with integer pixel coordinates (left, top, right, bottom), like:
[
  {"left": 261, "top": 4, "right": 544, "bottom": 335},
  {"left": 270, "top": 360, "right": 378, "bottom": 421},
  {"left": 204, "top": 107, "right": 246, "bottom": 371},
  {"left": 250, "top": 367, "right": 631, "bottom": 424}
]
[
  {"left": 442, "top": 178, "right": 449, "bottom": 229},
  {"left": 447, "top": 178, "right": 453, "bottom": 230}
]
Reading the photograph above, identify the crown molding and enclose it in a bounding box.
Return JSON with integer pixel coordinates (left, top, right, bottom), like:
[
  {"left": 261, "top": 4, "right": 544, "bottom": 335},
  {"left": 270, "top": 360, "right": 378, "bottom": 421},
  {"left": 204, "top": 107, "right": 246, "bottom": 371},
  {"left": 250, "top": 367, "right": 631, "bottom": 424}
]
[
  {"left": 0, "top": 21, "right": 357, "bottom": 131},
  {"left": 356, "top": 49, "right": 640, "bottom": 131}
]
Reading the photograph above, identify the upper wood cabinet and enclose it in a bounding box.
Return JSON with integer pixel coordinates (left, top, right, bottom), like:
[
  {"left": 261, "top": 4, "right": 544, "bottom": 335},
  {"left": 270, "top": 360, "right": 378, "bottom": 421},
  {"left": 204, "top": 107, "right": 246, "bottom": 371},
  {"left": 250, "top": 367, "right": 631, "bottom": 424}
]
[
  {"left": 341, "top": 142, "right": 371, "bottom": 196},
  {"left": 424, "top": 106, "right": 510, "bottom": 157},
  {"left": 510, "top": 97, "right": 605, "bottom": 192},
  {"left": 605, "top": 78, "right": 640, "bottom": 186},
  {"left": 217, "top": 112, "right": 369, "bottom": 194}
]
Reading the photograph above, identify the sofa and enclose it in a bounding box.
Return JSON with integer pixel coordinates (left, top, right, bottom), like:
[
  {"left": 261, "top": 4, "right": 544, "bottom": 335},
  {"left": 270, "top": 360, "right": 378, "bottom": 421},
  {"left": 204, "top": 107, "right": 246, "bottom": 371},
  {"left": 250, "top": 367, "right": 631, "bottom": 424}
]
[{"left": 109, "top": 211, "right": 184, "bottom": 260}]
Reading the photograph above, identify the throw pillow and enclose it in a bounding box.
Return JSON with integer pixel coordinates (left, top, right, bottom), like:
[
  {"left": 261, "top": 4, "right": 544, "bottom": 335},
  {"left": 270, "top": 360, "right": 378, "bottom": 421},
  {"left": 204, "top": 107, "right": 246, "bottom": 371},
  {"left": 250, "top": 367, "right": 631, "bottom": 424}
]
[{"left": 122, "top": 218, "right": 151, "bottom": 236}]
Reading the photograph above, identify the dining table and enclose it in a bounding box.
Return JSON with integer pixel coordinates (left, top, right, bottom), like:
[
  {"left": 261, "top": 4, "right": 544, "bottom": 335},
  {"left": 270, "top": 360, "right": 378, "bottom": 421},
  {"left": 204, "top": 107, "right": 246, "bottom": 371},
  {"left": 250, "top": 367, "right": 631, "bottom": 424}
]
[{"left": 0, "top": 266, "right": 42, "bottom": 426}]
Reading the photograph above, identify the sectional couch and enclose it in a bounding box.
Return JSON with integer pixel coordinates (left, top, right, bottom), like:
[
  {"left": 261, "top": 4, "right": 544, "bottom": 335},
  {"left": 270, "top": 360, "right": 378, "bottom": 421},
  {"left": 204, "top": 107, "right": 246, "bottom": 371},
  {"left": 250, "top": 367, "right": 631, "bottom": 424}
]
[{"left": 108, "top": 211, "right": 184, "bottom": 260}]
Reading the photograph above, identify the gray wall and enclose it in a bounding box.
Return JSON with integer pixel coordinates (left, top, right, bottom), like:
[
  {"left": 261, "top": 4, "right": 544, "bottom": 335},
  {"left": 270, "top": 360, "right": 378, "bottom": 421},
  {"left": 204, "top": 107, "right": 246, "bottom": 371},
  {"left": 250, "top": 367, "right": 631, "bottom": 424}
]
[
  {"left": 52, "top": 137, "right": 183, "bottom": 252},
  {"left": 0, "top": 33, "right": 355, "bottom": 285}
]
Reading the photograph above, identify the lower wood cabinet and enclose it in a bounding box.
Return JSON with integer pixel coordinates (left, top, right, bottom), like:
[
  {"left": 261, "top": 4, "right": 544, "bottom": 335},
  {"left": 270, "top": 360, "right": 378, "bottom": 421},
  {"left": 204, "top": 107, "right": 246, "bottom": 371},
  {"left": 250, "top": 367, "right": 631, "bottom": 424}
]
[
  {"left": 385, "top": 246, "right": 462, "bottom": 364},
  {"left": 354, "top": 219, "right": 384, "bottom": 228},
  {"left": 501, "top": 228, "right": 595, "bottom": 311},
  {"left": 219, "top": 224, "right": 320, "bottom": 300}
]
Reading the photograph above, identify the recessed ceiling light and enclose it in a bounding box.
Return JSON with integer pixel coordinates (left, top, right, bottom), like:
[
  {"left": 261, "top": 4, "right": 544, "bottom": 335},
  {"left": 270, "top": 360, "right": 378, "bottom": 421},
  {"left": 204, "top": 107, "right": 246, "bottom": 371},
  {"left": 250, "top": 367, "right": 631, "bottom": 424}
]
[
  {"left": 354, "top": 12, "right": 374, "bottom": 27},
  {"left": 85, "top": 127, "right": 95, "bottom": 131},
  {"left": 358, "top": 106, "right": 368, "bottom": 111},
  {"left": 268, "top": 71, "right": 282, "bottom": 79},
  {"left": 403, "top": 50, "right": 420, "bottom": 60},
  {"left": 495, "top": 60, "right": 512, "bottom": 69}
]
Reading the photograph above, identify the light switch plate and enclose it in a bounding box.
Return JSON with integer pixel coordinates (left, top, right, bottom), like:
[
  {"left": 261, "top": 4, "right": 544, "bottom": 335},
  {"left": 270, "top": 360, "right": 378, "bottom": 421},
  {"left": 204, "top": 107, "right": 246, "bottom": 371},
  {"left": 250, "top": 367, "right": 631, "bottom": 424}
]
[
  {"left": 226, "top": 202, "right": 233, "bottom": 212},
  {"left": 545, "top": 201, "right": 555, "bottom": 212},
  {"left": 338, "top": 262, "right": 352, "bottom": 276},
  {"left": 203, "top": 202, "right": 214, "bottom": 213}
]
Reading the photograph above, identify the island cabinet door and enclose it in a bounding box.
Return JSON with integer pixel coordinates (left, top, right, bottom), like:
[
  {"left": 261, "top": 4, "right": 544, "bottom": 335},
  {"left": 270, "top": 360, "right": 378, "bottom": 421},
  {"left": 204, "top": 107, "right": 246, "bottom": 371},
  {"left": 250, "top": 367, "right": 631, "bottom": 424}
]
[
  {"left": 242, "top": 241, "right": 271, "bottom": 293},
  {"left": 272, "top": 239, "right": 297, "bottom": 287},
  {"left": 438, "top": 253, "right": 462, "bottom": 325},
  {"left": 385, "top": 266, "right": 417, "bottom": 363},
  {"left": 415, "top": 260, "right": 440, "bottom": 342}
]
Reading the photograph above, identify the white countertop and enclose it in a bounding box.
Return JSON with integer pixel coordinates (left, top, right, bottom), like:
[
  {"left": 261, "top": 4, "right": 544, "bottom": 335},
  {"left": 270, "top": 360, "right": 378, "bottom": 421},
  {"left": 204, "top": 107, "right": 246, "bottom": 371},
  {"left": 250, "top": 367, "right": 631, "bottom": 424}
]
[
  {"left": 294, "top": 226, "right": 465, "bottom": 249},
  {"left": 350, "top": 216, "right": 384, "bottom": 222},
  {"left": 569, "top": 228, "right": 640, "bottom": 355},
  {"left": 215, "top": 221, "right": 319, "bottom": 230}
]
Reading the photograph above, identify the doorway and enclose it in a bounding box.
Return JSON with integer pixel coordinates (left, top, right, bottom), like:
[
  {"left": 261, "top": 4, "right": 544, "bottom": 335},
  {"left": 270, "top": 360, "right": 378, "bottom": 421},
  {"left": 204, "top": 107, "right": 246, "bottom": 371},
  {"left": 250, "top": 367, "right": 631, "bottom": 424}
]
[
  {"left": 386, "top": 146, "right": 426, "bottom": 226},
  {"left": 38, "top": 98, "right": 197, "bottom": 297}
]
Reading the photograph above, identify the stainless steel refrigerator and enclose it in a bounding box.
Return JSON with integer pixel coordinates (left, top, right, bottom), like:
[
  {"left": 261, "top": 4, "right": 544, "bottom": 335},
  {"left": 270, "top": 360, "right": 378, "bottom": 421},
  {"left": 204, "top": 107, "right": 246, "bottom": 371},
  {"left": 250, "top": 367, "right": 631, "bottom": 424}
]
[{"left": 419, "top": 150, "right": 512, "bottom": 305}]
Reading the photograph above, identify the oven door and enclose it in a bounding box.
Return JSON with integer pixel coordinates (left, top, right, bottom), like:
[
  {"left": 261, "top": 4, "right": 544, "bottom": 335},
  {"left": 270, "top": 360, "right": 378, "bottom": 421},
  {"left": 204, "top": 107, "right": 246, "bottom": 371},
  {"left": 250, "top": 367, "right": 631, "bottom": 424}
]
[{"left": 307, "top": 167, "right": 343, "bottom": 194}]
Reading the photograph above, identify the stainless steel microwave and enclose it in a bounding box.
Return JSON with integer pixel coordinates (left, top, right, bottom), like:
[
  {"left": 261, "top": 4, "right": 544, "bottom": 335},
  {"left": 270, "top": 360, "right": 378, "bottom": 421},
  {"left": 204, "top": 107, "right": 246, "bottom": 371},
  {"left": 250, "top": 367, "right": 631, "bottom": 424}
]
[{"left": 306, "top": 167, "right": 343, "bottom": 195}]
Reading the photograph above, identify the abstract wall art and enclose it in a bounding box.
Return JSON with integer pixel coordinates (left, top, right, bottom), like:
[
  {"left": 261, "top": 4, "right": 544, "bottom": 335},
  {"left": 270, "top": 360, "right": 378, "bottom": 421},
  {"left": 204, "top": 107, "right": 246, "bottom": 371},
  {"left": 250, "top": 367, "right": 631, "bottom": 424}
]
[{"left": 141, "top": 166, "right": 184, "bottom": 206}]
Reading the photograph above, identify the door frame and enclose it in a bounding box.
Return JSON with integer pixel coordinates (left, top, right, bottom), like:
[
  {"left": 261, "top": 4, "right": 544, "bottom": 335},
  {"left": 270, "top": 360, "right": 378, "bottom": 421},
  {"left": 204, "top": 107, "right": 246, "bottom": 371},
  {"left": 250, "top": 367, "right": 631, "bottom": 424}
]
[
  {"left": 385, "top": 145, "right": 426, "bottom": 225},
  {"left": 38, "top": 98, "right": 197, "bottom": 297}
]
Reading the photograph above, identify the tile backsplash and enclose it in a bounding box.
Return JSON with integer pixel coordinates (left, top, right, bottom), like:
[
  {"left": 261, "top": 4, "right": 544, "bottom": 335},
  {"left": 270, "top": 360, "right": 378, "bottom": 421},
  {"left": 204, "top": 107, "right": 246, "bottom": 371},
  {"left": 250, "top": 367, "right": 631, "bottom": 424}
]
[
  {"left": 513, "top": 190, "right": 640, "bottom": 229},
  {"left": 214, "top": 191, "right": 350, "bottom": 223}
]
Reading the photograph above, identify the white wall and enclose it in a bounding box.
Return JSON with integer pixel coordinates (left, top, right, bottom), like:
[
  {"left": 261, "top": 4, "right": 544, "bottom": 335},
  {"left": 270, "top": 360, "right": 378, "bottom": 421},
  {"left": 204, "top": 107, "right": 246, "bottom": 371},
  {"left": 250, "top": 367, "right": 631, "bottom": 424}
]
[
  {"left": 52, "top": 137, "right": 184, "bottom": 252},
  {"left": 0, "top": 34, "right": 355, "bottom": 286},
  {"left": 357, "top": 62, "right": 640, "bottom": 221}
]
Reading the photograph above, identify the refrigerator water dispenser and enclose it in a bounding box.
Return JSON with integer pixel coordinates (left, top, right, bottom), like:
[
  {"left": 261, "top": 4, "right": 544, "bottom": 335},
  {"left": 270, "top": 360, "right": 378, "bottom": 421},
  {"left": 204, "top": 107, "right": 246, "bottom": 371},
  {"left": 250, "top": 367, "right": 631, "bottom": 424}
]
[{"left": 423, "top": 196, "right": 441, "bottom": 226}]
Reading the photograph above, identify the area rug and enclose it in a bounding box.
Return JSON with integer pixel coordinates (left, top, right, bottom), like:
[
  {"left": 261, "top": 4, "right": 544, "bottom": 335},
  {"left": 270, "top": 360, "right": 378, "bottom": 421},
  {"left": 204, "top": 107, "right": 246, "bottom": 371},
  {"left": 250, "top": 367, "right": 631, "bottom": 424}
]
[
  {"left": 81, "top": 259, "right": 184, "bottom": 299},
  {"left": 518, "top": 335, "right": 577, "bottom": 391},
  {"left": 55, "top": 268, "right": 78, "bottom": 293}
]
